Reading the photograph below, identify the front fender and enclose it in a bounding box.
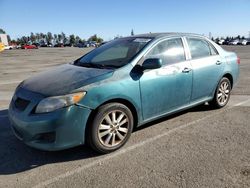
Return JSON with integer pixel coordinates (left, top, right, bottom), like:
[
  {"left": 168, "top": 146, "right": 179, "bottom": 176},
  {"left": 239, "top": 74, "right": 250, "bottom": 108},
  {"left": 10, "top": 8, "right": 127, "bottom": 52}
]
[{"left": 78, "top": 66, "right": 143, "bottom": 124}]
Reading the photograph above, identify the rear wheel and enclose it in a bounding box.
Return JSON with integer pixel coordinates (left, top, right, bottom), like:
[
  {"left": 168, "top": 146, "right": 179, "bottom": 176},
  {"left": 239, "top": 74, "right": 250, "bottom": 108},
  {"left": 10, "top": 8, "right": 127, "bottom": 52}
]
[
  {"left": 212, "top": 77, "right": 231, "bottom": 108},
  {"left": 87, "top": 103, "right": 134, "bottom": 154}
]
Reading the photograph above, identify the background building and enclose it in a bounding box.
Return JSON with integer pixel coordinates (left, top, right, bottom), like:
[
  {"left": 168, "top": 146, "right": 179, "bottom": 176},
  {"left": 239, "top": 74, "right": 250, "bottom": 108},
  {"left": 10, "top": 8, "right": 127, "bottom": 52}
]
[{"left": 0, "top": 34, "right": 9, "bottom": 46}]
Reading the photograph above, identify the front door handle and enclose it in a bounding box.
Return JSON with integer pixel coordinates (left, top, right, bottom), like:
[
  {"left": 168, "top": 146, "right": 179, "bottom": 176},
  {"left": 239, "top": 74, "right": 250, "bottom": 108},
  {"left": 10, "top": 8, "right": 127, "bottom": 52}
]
[
  {"left": 182, "top": 67, "right": 192, "bottom": 73},
  {"left": 216, "top": 61, "right": 222, "bottom": 65}
]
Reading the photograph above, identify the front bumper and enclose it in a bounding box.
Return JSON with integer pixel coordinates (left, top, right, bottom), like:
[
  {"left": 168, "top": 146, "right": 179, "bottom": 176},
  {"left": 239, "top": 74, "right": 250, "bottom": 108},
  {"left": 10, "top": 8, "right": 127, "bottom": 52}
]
[{"left": 8, "top": 87, "right": 92, "bottom": 151}]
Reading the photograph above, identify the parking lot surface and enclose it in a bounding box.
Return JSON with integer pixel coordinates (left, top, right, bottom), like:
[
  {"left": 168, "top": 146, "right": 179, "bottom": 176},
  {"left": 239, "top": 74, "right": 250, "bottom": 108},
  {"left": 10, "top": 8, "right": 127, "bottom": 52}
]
[{"left": 0, "top": 46, "right": 250, "bottom": 188}]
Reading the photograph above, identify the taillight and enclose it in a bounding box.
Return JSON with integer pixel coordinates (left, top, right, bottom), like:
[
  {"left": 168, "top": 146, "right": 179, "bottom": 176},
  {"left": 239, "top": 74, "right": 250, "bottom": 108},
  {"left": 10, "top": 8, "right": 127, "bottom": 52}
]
[{"left": 237, "top": 57, "right": 240, "bottom": 64}]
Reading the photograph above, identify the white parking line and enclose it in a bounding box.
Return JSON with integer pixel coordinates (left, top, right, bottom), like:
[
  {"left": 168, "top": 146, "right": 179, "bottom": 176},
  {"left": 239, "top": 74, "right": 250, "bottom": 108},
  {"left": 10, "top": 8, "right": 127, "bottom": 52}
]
[
  {"left": 234, "top": 99, "right": 250, "bottom": 107},
  {"left": 33, "top": 98, "right": 250, "bottom": 188},
  {"left": 0, "top": 80, "right": 20, "bottom": 85}
]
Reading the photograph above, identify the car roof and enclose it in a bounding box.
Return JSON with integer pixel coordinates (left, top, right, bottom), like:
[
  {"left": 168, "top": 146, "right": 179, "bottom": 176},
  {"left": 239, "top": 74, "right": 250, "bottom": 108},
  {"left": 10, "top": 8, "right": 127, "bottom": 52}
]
[{"left": 125, "top": 32, "right": 207, "bottom": 39}]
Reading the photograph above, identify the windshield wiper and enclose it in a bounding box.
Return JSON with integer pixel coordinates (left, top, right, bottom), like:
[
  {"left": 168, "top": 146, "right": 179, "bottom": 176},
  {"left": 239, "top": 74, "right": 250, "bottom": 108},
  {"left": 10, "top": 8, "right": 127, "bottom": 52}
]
[
  {"left": 76, "top": 62, "right": 103, "bottom": 69},
  {"left": 77, "top": 62, "right": 119, "bottom": 69}
]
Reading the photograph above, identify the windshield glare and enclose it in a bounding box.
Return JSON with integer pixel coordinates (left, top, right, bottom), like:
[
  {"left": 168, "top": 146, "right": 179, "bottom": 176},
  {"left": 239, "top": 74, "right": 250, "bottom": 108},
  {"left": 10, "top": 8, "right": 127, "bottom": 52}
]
[{"left": 75, "top": 37, "right": 152, "bottom": 68}]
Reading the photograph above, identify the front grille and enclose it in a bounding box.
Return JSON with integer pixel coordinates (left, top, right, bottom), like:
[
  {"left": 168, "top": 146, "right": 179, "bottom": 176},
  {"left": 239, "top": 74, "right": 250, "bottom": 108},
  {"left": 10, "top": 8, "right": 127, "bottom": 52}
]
[{"left": 14, "top": 97, "right": 30, "bottom": 111}]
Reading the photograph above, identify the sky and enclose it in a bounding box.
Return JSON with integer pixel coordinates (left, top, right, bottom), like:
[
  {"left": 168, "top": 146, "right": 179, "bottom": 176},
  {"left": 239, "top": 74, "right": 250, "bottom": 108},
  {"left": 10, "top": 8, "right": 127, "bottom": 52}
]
[{"left": 0, "top": 0, "right": 250, "bottom": 40}]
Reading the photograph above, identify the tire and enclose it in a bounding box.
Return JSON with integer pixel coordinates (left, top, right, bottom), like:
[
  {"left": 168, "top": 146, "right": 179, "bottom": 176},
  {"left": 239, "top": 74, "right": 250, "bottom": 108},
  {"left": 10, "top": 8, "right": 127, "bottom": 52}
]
[
  {"left": 212, "top": 77, "right": 231, "bottom": 108},
  {"left": 87, "top": 103, "right": 134, "bottom": 154}
]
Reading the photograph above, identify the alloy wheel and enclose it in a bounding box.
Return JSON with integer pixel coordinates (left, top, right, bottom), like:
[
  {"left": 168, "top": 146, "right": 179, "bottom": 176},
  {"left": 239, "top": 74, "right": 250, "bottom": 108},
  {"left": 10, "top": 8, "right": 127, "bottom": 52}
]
[
  {"left": 217, "top": 81, "right": 230, "bottom": 106},
  {"left": 98, "top": 110, "right": 129, "bottom": 147}
]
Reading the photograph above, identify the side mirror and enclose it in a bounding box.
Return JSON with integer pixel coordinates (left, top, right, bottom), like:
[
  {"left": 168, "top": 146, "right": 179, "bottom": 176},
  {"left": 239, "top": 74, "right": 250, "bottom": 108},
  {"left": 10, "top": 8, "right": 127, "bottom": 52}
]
[{"left": 142, "top": 58, "right": 162, "bottom": 70}]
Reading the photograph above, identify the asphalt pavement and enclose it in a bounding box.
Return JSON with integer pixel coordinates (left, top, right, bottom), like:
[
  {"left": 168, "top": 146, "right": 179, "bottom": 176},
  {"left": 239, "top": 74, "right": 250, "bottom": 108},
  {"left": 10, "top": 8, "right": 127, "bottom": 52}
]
[{"left": 0, "top": 46, "right": 249, "bottom": 188}]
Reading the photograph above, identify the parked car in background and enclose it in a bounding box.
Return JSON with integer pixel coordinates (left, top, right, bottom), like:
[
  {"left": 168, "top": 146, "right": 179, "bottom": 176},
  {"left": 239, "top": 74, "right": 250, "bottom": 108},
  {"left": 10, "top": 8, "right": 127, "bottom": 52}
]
[
  {"left": 40, "top": 44, "right": 48, "bottom": 47},
  {"left": 15, "top": 45, "right": 22, "bottom": 49},
  {"left": 84, "top": 42, "right": 90, "bottom": 47},
  {"left": 222, "top": 40, "right": 231, "bottom": 45},
  {"left": 241, "top": 39, "right": 250, "bottom": 45},
  {"left": 32, "top": 43, "right": 40, "bottom": 47},
  {"left": 9, "top": 33, "right": 240, "bottom": 154},
  {"left": 237, "top": 40, "right": 244, "bottom": 45},
  {"left": 229, "top": 39, "right": 239, "bottom": 45},
  {"left": 21, "top": 44, "right": 38, "bottom": 49},
  {"left": 218, "top": 39, "right": 225, "bottom": 45},
  {"left": 54, "top": 43, "right": 64, "bottom": 47},
  {"left": 77, "top": 42, "right": 92, "bottom": 48},
  {"left": 89, "top": 41, "right": 97, "bottom": 47},
  {"left": 4, "top": 45, "right": 13, "bottom": 50},
  {"left": 76, "top": 42, "right": 86, "bottom": 48},
  {"left": 64, "top": 43, "right": 72, "bottom": 47},
  {"left": 41, "top": 43, "right": 53, "bottom": 47}
]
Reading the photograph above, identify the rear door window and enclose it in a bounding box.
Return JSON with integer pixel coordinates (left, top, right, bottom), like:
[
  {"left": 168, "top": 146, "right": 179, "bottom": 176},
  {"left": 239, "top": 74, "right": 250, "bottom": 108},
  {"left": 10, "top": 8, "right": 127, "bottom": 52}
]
[{"left": 187, "top": 38, "right": 212, "bottom": 59}]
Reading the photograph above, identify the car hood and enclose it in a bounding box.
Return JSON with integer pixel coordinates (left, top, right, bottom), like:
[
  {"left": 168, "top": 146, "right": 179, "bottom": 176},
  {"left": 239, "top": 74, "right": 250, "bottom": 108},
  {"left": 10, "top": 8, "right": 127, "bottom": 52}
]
[{"left": 21, "top": 64, "right": 114, "bottom": 96}]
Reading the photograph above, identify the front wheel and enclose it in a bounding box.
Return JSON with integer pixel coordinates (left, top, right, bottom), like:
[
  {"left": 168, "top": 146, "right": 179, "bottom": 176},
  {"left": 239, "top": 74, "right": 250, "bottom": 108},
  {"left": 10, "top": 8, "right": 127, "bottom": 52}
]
[
  {"left": 87, "top": 103, "right": 134, "bottom": 154},
  {"left": 212, "top": 77, "right": 231, "bottom": 108}
]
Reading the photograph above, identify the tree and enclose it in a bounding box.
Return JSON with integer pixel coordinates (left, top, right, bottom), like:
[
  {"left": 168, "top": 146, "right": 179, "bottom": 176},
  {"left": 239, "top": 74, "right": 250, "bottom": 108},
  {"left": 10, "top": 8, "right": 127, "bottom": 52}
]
[
  {"left": 30, "top": 32, "right": 36, "bottom": 42},
  {"left": 11, "top": 39, "right": 17, "bottom": 44},
  {"left": 46, "top": 32, "right": 53, "bottom": 43},
  {"left": 75, "top": 36, "right": 80, "bottom": 43},
  {"left": 40, "top": 33, "right": 46, "bottom": 40},
  {"left": 131, "top": 29, "right": 134, "bottom": 36},
  {"left": 88, "top": 34, "right": 98, "bottom": 42},
  {"left": 21, "top": 36, "right": 28, "bottom": 43},
  {"left": 35, "top": 33, "right": 40, "bottom": 41},
  {"left": 69, "top": 34, "right": 75, "bottom": 45},
  {"left": 54, "top": 34, "right": 58, "bottom": 43},
  {"left": 16, "top": 38, "right": 21, "bottom": 44},
  {"left": 58, "top": 34, "right": 62, "bottom": 43},
  {"left": 7, "top": 35, "right": 11, "bottom": 43},
  {"left": 96, "top": 37, "right": 103, "bottom": 43},
  {"left": 88, "top": 34, "right": 103, "bottom": 43},
  {"left": 61, "top": 32, "right": 67, "bottom": 44},
  {"left": 0, "top": 28, "right": 6, "bottom": 34}
]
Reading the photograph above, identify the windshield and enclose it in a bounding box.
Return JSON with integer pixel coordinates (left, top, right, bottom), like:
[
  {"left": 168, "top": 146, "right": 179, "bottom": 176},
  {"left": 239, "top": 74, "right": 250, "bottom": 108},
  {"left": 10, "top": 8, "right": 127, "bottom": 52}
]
[{"left": 74, "top": 37, "right": 152, "bottom": 69}]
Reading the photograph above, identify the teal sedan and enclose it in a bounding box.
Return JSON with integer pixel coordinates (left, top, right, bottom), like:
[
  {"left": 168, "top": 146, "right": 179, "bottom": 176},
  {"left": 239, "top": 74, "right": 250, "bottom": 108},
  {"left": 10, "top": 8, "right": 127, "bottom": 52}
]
[{"left": 8, "top": 33, "right": 240, "bottom": 153}]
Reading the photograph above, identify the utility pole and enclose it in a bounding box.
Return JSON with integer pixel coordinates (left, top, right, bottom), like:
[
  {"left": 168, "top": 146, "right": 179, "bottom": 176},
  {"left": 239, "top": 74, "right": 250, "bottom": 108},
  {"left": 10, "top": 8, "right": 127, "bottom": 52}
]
[
  {"left": 131, "top": 29, "right": 134, "bottom": 36},
  {"left": 209, "top": 32, "right": 212, "bottom": 39}
]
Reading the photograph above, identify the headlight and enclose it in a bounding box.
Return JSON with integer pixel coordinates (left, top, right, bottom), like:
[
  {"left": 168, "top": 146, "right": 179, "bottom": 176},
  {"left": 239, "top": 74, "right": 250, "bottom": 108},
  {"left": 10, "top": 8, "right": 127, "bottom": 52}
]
[{"left": 35, "top": 92, "right": 86, "bottom": 113}]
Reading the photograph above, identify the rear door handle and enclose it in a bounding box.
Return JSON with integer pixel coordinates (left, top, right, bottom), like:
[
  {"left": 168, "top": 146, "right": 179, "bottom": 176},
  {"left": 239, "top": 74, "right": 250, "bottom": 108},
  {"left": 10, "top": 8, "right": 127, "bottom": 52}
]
[
  {"left": 182, "top": 67, "right": 192, "bottom": 73},
  {"left": 216, "top": 61, "right": 222, "bottom": 65}
]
